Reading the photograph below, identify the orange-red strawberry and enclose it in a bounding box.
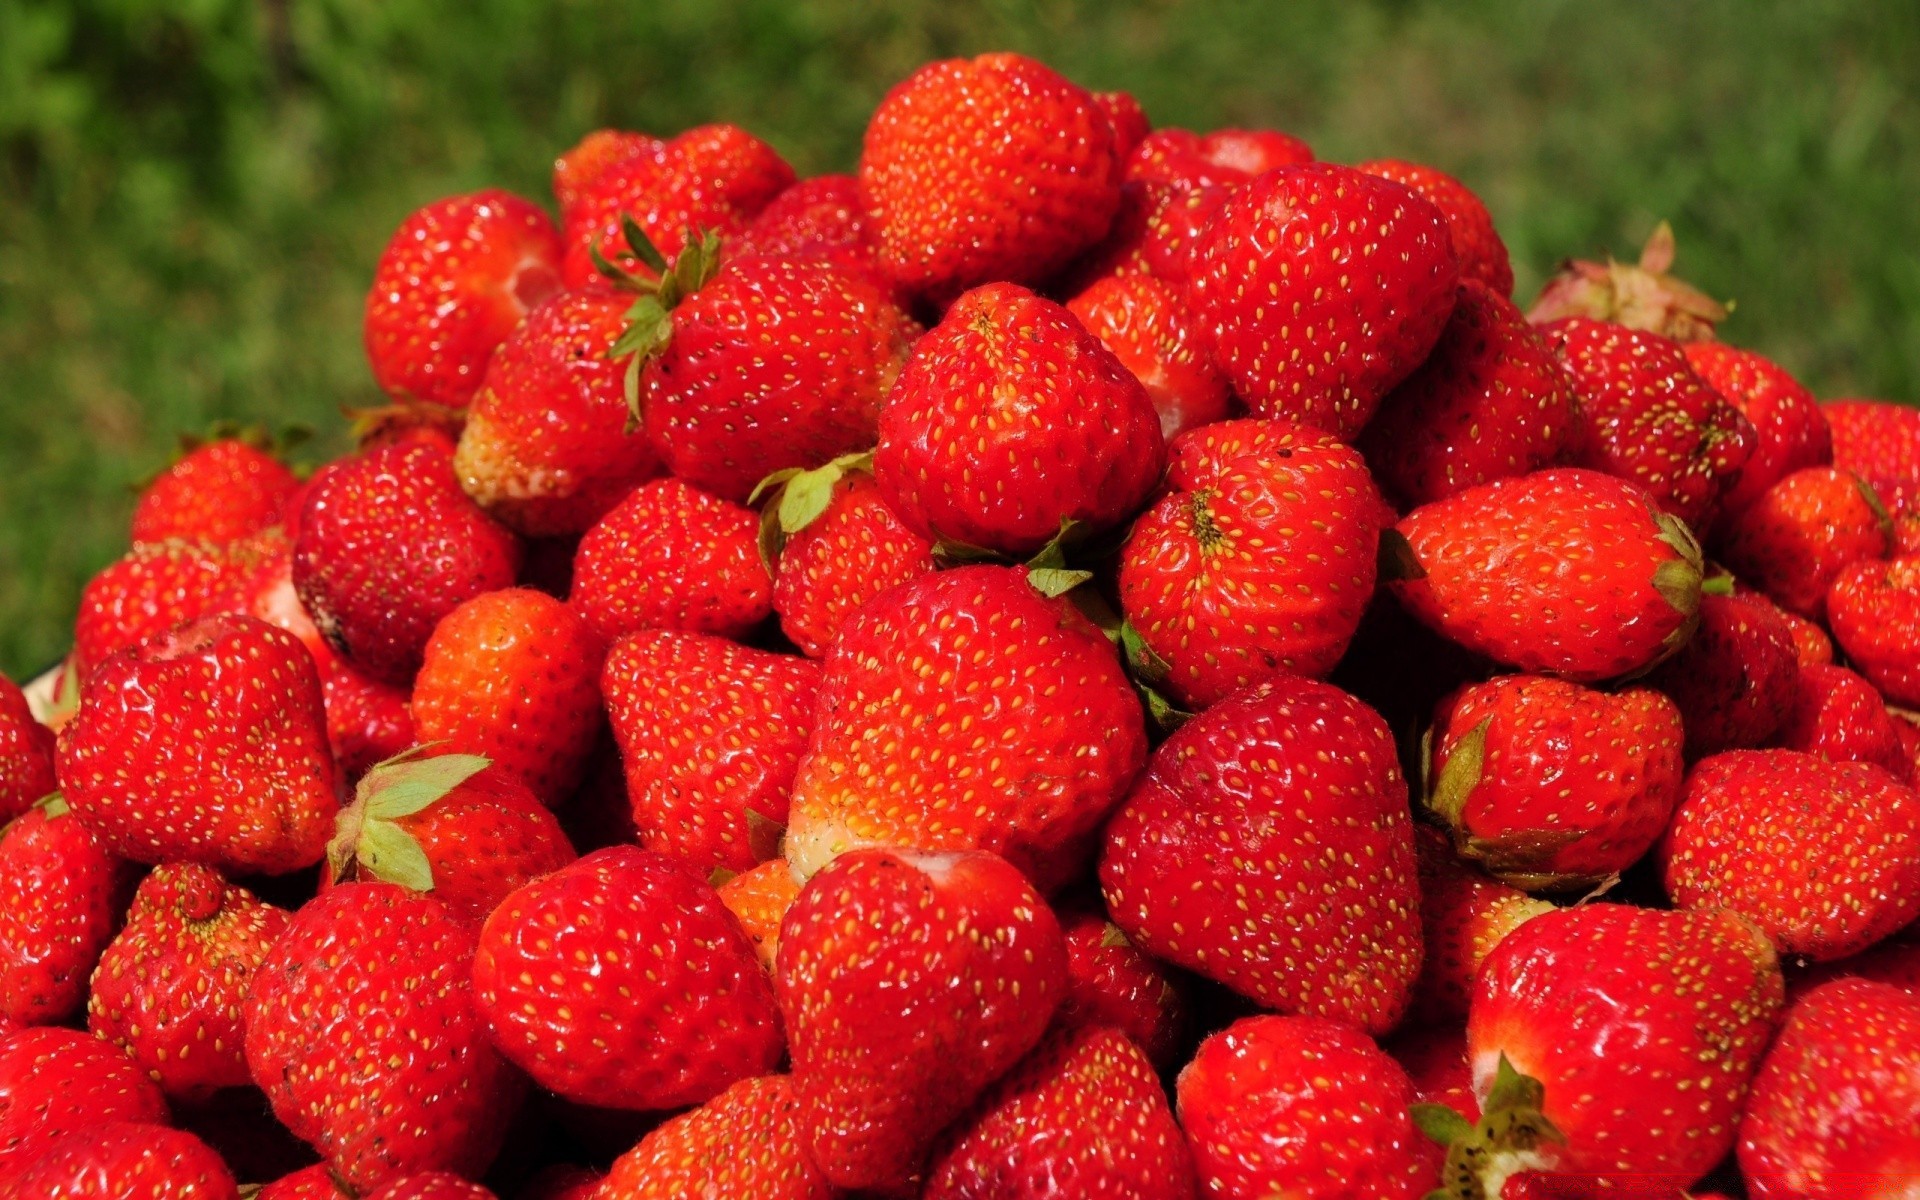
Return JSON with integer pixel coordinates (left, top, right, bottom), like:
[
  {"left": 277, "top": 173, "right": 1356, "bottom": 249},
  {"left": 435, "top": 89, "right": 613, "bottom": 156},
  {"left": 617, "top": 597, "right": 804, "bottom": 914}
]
[
  {"left": 1780, "top": 603, "right": 1835, "bottom": 666},
  {"left": 1066, "top": 273, "right": 1233, "bottom": 440},
  {"left": 1176, "top": 1015, "right": 1430, "bottom": 1200},
  {"left": 0, "top": 676, "right": 54, "bottom": 823},
  {"left": 783, "top": 565, "right": 1147, "bottom": 891},
  {"left": 569, "top": 477, "right": 771, "bottom": 642},
  {"left": 1355, "top": 158, "right": 1513, "bottom": 296},
  {"left": 776, "top": 847, "right": 1068, "bottom": 1192},
  {"left": 873, "top": 282, "right": 1164, "bottom": 559},
  {"left": 1410, "top": 828, "right": 1554, "bottom": 1023},
  {"left": 1525, "top": 222, "right": 1728, "bottom": 343},
  {"left": 131, "top": 436, "right": 301, "bottom": 546},
  {"left": 245, "top": 882, "right": 524, "bottom": 1190},
  {"left": 474, "top": 847, "right": 782, "bottom": 1110},
  {"left": 1187, "top": 162, "right": 1459, "bottom": 439},
  {"left": 1119, "top": 418, "right": 1392, "bottom": 710},
  {"left": 1717, "top": 465, "right": 1892, "bottom": 619},
  {"left": 1359, "top": 280, "right": 1579, "bottom": 507},
  {"left": 1140, "top": 182, "right": 1232, "bottom": 286},
  {"left": 365, "top": 1174, "right": 498, "bottom": 1200},
  {"left": 1094, "top": 90, "right": 1152, "bottom": 159},
  {"left": 1100, "top": 676, "right": 1423, "bottom": 1035},
  {"left": 1683, "top": 342, "right": 1832, "bottom": 517},
  {"left": 365, "top": 189, "right": 563, "bottom": 409},
  {"left": 1827, "top": 555, "right": 1920, "bottom": 707},
  {"left": 1663, "top": 749, "right": 1920, "bottom": 961},
  {"left": 602, "top": 630, "right": 817, "bottom": 874},
  {"left": 858, "top": 53, "right": 1122, "bottom": 301},
  {"left": 1646, "top": 590, "right": 1801, "bottom": 756},
  {"left": 411, "top": 588, "right": 605, "bottom": 806},
  {"left": 57, "top": 613, "right": 339, "bottom": 874},
  {"left": 594, "top": 1074, "right": 831, "bottom": 1200},
  {"left": 552, "top": 129, "right": 660, "bottom": 218},
  {"left": 1777, "top": 662, "right": 1914, "bottom": 782},
  {"left": 733, "top": 174, "right": 887, "bottom": 288},
  {"left": 1127, "top": 127, "right": 1313, "bottom": 184},
  {"left": 72, "top": 529, "right": 285, "bottom": 677},
  {"left": 1867, "top": 475, "right": 1920, "bottom": 556},
  {"left": 1823, "top": 397, "right": 1920, "bottom": 487},
  {"left": 1055, "top": 897, "right": 1190, "bottom": 1072},
  {"left": 0, "top": 1027, "right": 167, "bottom": 1170},
  {"left": 717, "top": 858, "right": 802, "bottom": 973},
  {"left": 0, "top": 799, "right": 127, "bottom": 1027},
  {"left": 254, "top": 1164, "right": 349, "bottom": 1199},
  {"left": 86, "top": 863, "right": 290, "bottom": 1102},
  {"left": 1, "top": 1121, "right": 237, "bottom": 1200},
  {"left": 924, "top": 1022, "right": 1196, "bottom": 1200}
]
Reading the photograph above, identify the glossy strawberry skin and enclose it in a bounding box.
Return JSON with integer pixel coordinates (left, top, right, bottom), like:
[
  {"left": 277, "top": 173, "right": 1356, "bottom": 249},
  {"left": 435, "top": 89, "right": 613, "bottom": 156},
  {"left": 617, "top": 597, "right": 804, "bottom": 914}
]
[
  {"left": 1099, "top": 677, "right": 1423, "bottom": 1036},
  {"left": 1824, "top": 398, "right": 1920, "bottom": 487},
  {"left": 1187, "top": 162, "right": 1459, "bottom": 439},
  {"left": 717, "top": 859, "right": 802, "bottom": 973},
  {"left": 0, "top": 676, "right": 55, "bottom": 824},
  {"left": 0, "top": 804, "right": 128, "bottom": 1027},
  {"left": 320, "top": 659, "right": 416, "bottom": 780},
  {"left": 858, "top": 53, "right": 1122, "bottom": 301},
  {"left": 733, "top": 173, "right": 888, "bottom": 289},
  {"left": 1056, "top": 900, "right": 1190, "bottom": 1072},
  {"left": 1355, "top": 158, "right": 1513, "bottom": 296},
  {"left": 1066, "top": 273, "right": 1233, "bottom": 440},
  {"left": 552, "top": 128, "right": 661, "bottom": 218},
  {"left": 568, "top": 477, "right": 771, "bottom": 643},
  {"left": 254, "top": 1164, "right": 350, "bottom": 1199},
  {"left": 1683, "top": 342, "right": 1832, "bottom": 517},
  {"left": 1119, "top": 418, "right": 1391, "bottom": 710},
  {"left": 595, "top": 1074, "right": 832, "bottom": 1200},
  {"left": 1645, "top": 590, "right": 1801, "bottom": 756},
  {"left": 1717, "top": 466, "right": 1891, "bottom": 620},
  {"left": 365, "top": 1174, "right": 498, "bottom": 1200},
  {"left": 1, "top": 1121, "right": 238, "bottom": 1200},
  {"left": 873, "top": 282, "right": 1165, "bottom": 559},
  {"left": 769, "top": 472, "right": 934, "bottom": 658},
  {"left": 0, "top": 1026, "right": 168, "bottom": 1169},
  {"left": 1126, "top": 127, "right": 1312, "bottom": 186},
  {"left": 1410, "top": 828, "right": 1553, "bottom": 1023},
  {"left": 1777, "top": 662, "right": 1915, "bottom": 783},
  {"left": 131, "top": 438, "right": 301, "bottom": 545},
  {"left": 1827, "top": 555, "right": 1920, "bottom": 706},
  {"left": 1093, "top": 91, "right": 1152, "bottom": 159},
  {"left": 72, "top": 530, "right": 284, "bottom": 676}
]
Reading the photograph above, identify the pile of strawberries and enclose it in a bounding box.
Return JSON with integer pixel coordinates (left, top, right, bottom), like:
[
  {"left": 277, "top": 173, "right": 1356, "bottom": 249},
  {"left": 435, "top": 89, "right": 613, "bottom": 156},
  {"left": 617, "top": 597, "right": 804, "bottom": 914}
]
[{"left": 5, "top": 49, "right": 1920, "bottom": 1200}]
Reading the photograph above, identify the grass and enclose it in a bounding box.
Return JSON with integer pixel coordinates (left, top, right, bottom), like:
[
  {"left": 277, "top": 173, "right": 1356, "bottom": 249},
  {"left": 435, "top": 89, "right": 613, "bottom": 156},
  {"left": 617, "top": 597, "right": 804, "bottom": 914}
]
[{"left": 2, "top": 0, "right": 1918, "bottom": 678}]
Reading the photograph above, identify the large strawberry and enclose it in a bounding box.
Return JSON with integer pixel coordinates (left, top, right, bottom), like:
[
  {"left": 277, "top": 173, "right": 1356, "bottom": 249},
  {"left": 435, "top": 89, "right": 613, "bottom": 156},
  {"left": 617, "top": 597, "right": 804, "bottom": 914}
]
[
  {"left": 568, "top": 477, "right": 771, "bottom": 642},
  {"left": 1100, "top": 676, "right": 1423, "bottom": 1035},
  {"left": 0, "top": 799, "right": 126, "bottom": 1027},
  {"left": 1055, "top": 896, "right": 1190, "bottom": 1071},
  {"left": 1119, "top": 418, "right": 1392, "bottom": 710},
  {"left": 1776, "top": 662, "right": 1915, "bottom": 782},
  {"left": 873, "top": 282, "right": 1164, "bottom": 559},
  {"left": 1827, "top": 555, "right": 1920, "bottom": 706},
  {"left": 1717, "top": 465, "right": 1891, "bottom": 619},
  {"left": 131, "top": 434, "right": 301, "bottom": 546},
  {"left": 594, "top": 1074, "right": 831, "bottom": 1200},
  {"left": 1410, "top": 828, "right": 1553, "bottom": 1023},
  {"left": 1, "top": 1121, "right": 237, "bottom": 1199},
  {"left": 0, "top": 1026, "right": 168, "bottom": 1168},
  {"left": 1644, "top": 589, "right": 1801, "bottom": 756},
  {"left": 0, "top": 676, "right": 55, "bottom": 824},
  {"left": 72, "top": 530, "right": 285, "bottom": 676},
  {"left": 784, "top": 565, "right": 1146, "bottom": 891},
  {"left": 1094, "top": 90, "right": 1152, "bottom": 158},
  {"left": 1355, "top": 159, "right": 1513, "bottom": 296},
  {"left": 1187, "top": 162, "right": 1459, "bottom": 439},
  {"left": 1682, "top": 342, "right": 1832, "bottom": 517},
  {"left": 1065, "top": 273, "right": 1233, "bottom": 440}
]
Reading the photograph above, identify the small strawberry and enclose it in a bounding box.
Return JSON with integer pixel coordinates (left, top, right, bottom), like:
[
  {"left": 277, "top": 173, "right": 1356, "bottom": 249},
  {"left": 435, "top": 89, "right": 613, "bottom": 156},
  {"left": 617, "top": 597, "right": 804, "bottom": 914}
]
[
  {"left": 131, "top": 435, "right": 301, "bottom": 546},
  {"left": 858, "top": 53, "right": 1122, "bottom": 301},
  {"left": 0, "top": 1026, "right": 168, "bottom": 1168},
  {"left": 1645, "top": 590, "right": 1801, "bottom": 756},
  {"left": 1187, "top": 162, "right": 1459, "bottom": 439},
  {"left": 1386, "top": 1022, "right": 1480, "bottom": 1125},
  {"left": 1869, "top": 475, "right": 1920, "bottom": 556},
  {"left": 1827, "top": 555, "right": 1920, "bottom": 706},
  {"left": 0, "top": 675, "right": 55, "bottom": 823},
  {"left": 1824, "top": 397, "right": 1920, "bottom": 487},
  {"left": 1118, "top": 418, "right": 1392, "bottom": 710},
  {"left": 552, "top": 129, "right": 660, "bottom": 218},
  {"left": 365, "top": 189, "right": 563, "bottom": 409},
  {"left": 57, "top": 613, "right": 339, "bottom": 874},
  {"left": 1776, "top": 600, "right": 1835, "bottom": 666},
  {"left": 924, "top": 1023, "right": 1197, "bottom": 1200},
  {"left": 776, "top": 847, "right": 1068, "bottom": 1192},
  {"left": 1715, "top": 466, "right": 1891, "bottom": 619},
  {"left": 569, "top": 477, "right": 771, "bottom": 642},
  {"left": 1099, "top": 676, "right": 1423, "bottom": 1035},
  {"left": 255, "top": 1165, "right": 350, "bottom": 1199},
  {"left": 1682, "top": 342, "right": 1833, "bottom": 517},
  {"left": 1526, "top": 222, "right": 1728, "bottom": 342},
  {"left": 1127, "top": 127, "right": 1312, "bottom": 183},
  {"left": 1776, "top": 662, "right": 1915, "bottom": 783},
  {"left": 366, "top": 1175, "right": 498, "bottom": 1200},
  {"left": 1390, "top": 468, "right": 1703, "bottom": 680},
  {"left": 1410, "top": 828, "right": 1554, "bottom": 1023},
  {"left": 1176, "top": 1014, "right": 1430, "bottom": 1200},
  {"left": 717, "top": 858, "right": 802, "bottom": 973},
  {"left": 732, "top": 174, "right": 888, "bottom": 288},
  {"left": 593, "top": 1074, "right": 831, "bottom": 1200},
  {"left": 0, "top": 798, "right": 127, "bottom": 1027},
  {"left": 1093, "top": 89, "right": 1152, "bottom": 160},
  {"left": 873, "top": 282, "right": 1164, "bottom": 559},
  {"left": 783, "top": 565, "right": 1147, "bottom": 892},
  {"left": 1355, "top": 158, "right": 1513, "bottom": 296},
  {"left": 72, "top": 530, "right": 285, "bottom": 676},
  {"left": 602, "top": 630, "right": 818, "bottom": 874},
  {"left": 0, "top": 1121, "right": 237, "bottom": 1200},
  {"left": 1065, "top": 273, "right": 1233, "bottom": 440},
  {"left": 1056, "top": 897, "right": 1190, "bottom": 1072},
  {"left": 517, "top": 1165, "right": 603, "bottom": 1200}
]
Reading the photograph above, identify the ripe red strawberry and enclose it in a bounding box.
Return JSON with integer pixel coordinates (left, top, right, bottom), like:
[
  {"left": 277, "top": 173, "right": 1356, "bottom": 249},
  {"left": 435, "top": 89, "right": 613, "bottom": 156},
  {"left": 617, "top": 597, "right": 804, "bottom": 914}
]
[
  {"left": 1139, "top": 182, "right": 1232, "bottom": 286},
  {"left": 72, "top": 529, "right": 285, "bottom": 676},
  {"left": 1823, "top": 397, "right": 1920, "bottom": 486},
  {"left": 365, "top": 190, "right": 563, "bottom": 409},
  {"left": 294, "top": 438, "right": 524, "bottom": 684},
  {"left": 365, "top": 1174, "right": 498, "bottom": 1200},
  {"left": 1777, "top": 661, "right": 1914, "bottom": 782},
  {"left": 246, "top": 882, "right": 522, "bottom": 1190},
  {"left": 1093, "top": 90, "right": 1152, "bottom": 159},
  {"left": 1526, "top": 222, "right": 1728, "bottom": 342},
  {"left": 858, "top": 53, "right": 1122, "bottom": 301},
  {"left": 603, "top": 630, "right": 817, "bottom": 874},
  {"left": 1410, "top": 828, "right": 1554, "bottom": 1023},
  {"left": 1100, "top": 677, "right": 1422, "bottom": 1035},
  {"left": 1056, "top": 897, "right": 1190, "bottom": 1072},
  {"left": 254, "top": 1164, "right": 349, "bottom": 1199},
  {"left": 1119, "top": 418, "right": 1391, "bottom": 709},
  {"left": 594, "top": 1074, "right": 831, "bottom": 1200},
  {"left": 0, "top": 1027, "right": 167, "bottom": 1169},
  {"left": 784, "top": 565, "right": 1146, "bottom": 891},
  {"left": 131, "top": 435, "right": 301, "bottom": 545},
  {"left": 552, "top": 129, "right": 660, "bottom": 217},
  {"left": 569, "top": 477, "right": 771, "bottom": 642},
  {"left": 453, "top": 289, "right": 663, "bottom": 536},
  {"left": 1645, "top": 590, "right": 1801, "bottom": 756},
  {"left": 1355, "top": 158, "right": 1513, "bottom": 296},
  {"left": 57, "top": 613, "right": 339, "bottom": 874},
  {"left": 1359, "top": 280, "right": 1579, "bottom": 507},
  {"left": 1, "top": 1121, "right": 237, "bottom": 1200},
  {"left": 0, "top": 799, "right": 127, "bottom": 1027},
  {"left": 0, "top": 676, "right": 54, "bottom": 823},
  {"left": 320, "top": 658, "right": 416, "bottom": 780},
  {"left": 873, "top": 282, "right": 1164, "bottom": 559},
  {"left": 732, "top": 174, "right": 888, "bottom": 288},
  {"left": 1827, "top": 555, "right": 1920, "bottom": 706},
  {"left": 1780, "top": 603, "right": 1835, "bottom": 666},
  {"left": 717, "top": 858, "right": 802, "bottom": 973},
  {"left": 1682, "top": 342, "right": 1832, "bottom": 517},
  {"left": 1176, "top": 1015, "right": 1430, "bottom": 1200},
  {"left": 1869, "top": 475, "right": 1920, "bottom": 557},
  {"left": 1663, "top": 749, "right": 1920, "bottom": 961},
  {"left": 1066, "top": 273, "right": 1233, "bottom": 440},
  {"left": 322, "top": 751, "right": 575, "bottom": 926},
  {"left": 1738, "top": 978, "right": 1920, "bottom": 1199},
  {"left": 1386, "top": 1021, "right": 1480, "bottom": 1124},
  {"left": 924, "top": 1023, "right": 1196, "bottom": 1200},
  {"left": 776, "top": 847, "right": 1068, "bottom": 1192},
  {"left": 1127, "top": 127, "right": 1313, "bottom": 183},
  {"left": 1717, "top": 466, "right": 1892, "bottom": 619},
  {"left": 1187, "top": 162, "right": 1459, "bottom": 438},
  {"left": 1390, "top": 468, "right": 1703, "bottom": 680},
  {"left": 87, "top": 863, "right": 290, "bottom": 1102},
  {"left": 1424, "top": 674, "right": 1686, "bottom": 889},
  {"left": 410, "top": 588, "right": 605, "bottom": 806}
]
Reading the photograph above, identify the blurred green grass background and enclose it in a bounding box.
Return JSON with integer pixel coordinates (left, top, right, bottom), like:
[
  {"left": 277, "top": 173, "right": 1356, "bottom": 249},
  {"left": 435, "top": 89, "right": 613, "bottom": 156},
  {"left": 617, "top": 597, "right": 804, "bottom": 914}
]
[{"left": 2, "top": 0, "right": 1918, "bottom": 679}]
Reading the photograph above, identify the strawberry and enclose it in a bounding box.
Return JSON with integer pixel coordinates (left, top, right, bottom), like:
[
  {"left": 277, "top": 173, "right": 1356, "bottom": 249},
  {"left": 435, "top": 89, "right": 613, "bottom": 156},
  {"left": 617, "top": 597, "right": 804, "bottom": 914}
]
[
  {"left": 552, "top": 129, "right": 660, "bottom": 218},
  {"left": 1662, "top": 749, "right": 1920, "bottom": 961},
  {"left": 1717, "top": 465, "right": 1892, "bottom": 619},
  {"left": 1738, "top": 978, "right": 1920, "bottom": 1199},
  {"left": 1355, "top": 159, "right": 1513, "bottom": 296},
  {"left": 732, "top": 174, "right": 888, "bottom": 288},
  {"left": 783, "top": 565, "right": 1147, "bottom": 891},
  {"left": 0, "top": 798, "right": 127, "bottom": 1027},
  {"left": 294, "top": 438, "right": 524, "bottom": 685},
  {"left": 1869, "top": 475, "right": 1920, "bottom": 556},
  {"left": 131, "top": 435, "right": 301, "bottom": 545},
  {"left": 365, "top": 1175, "right": 498, "bottom": 1200},
  {"left": 873, "top": 282, "right": 1164, "bottom": 559},
  {"left": 775, "top": 847, "right": 1068, "bottom": 1192},
  {"left": 0, "top": 675, "right": 55, "bottom": 823},
  {"left": 1175, "top": 1014, "right": 1430, "bottom": 1200},
  {"left": 568, "top": 477, "right": 771, "bottom": 642},
  {"left": 858, "top": 53, "right": 1122, "bottom": 301},
  {"left": 1127, "top": 127, "right": 1313, "bottom": 183},
  {"left": 1824, "top": 397, "right": 1920, "bottom": 487},
  {"left": 1410, "top": 828, "right": 1554, "bottom": 1023},
  {"left": 1187, "top": 162, "right": 1459, "bottom": 439},
  {"left": 1793, "top": 932, "right": 1920, "bottom": 995},
  {"left": 717, "top": 858, "right": 802, "bottom": 973},
  {"left": 1423, "top": 674, "right": 1686, "bottom": 889},
  {"left": 1099, "top": 676, "right": 1422, "bottom": 1035},
  {"left": 1056, "top": 897, "right": 1190, "bottom": 1072},
  {"left": 0, "top": 1122, "right": 237, "bottom": 1200},
  {"left": 1118, "top": 417, "right": 1392, "bottom": 709},
  {"left": 1645, "top": 590, "right": 1801, "bottom": 756},
  {"left": 1827, "top": 555, "right": 1920, "bottom": 706},
  {"left": 1389, "top": 468, "right": 1703, "bottom": 680},
  {"left": 255, "top": 1165, "right": 350, "bottom": 1198},
  {"left": 1359, "top": 280, "right": 1579, "bottom": 507},
  {"left": 1386, "top": 1022, "right": 1480, "bottom": 1124},
  {"left": 1682, "top": 342, "right": 1833, "bottom": 517},
  {"left": 244, "top": 882, "right": 524, "bottom": 1190},
  {"left": 1093, "top": 89, "right": 1152, "bottom": 160},
  {"left": 1139, "top": 183, "right": 1232, "bottom": 286},
  {"left": 57, "top": 613, "right": 339, "bottom": 874},
  {"left": 1777, "top": 661, "right": 1915, "bottom": 782},
  {"left": 517, "top": 1165, "right": 603, "bottom": 1200},
  {"left": 365, "top": 189, "right": 563, "bottom": 410},
  {"left": 1526, "top": 222, "right": 1728, "bottom": 342},
  {"left": 0, "top": 1027, "right": 168, "bottom": 1168},
  {"left": 1780, "top": 604, "right": 1835, "bottom": 666},
  {"left": 602, "top": 630, "right": 818, "bottom": 874},
  {"left": 453, "top": 289, "right": 663, "bottom": 536},
  {"left": 594, "top": 1074, "right": 831, "bottom": 1200},
  {"left": 323, "top": 751, "right": 575, "bottom": 926},
  {"left": 86, "top": 863, "right": 290, "bottom": 1102},
  {"left": 72, "top": 530, "right": 285, "bottom": 676},
  {"left": 924, "top": 1023, "right": 1196, "bottom": 1200},
  {"left": 410, "top": 588, "right": 605, "bottom": 806},
  {"left": 1066, "top": 273, "right": 1233, "bottom": 440}
]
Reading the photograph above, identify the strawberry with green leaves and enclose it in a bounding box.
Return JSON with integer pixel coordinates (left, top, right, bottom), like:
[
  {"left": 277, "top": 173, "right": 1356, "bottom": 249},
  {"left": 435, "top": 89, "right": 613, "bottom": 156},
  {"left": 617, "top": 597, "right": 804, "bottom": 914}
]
[
  {"left": 0, "top": 798, "right": 127, "bottom": 1028},
  {"left": 568, "top": 477, "right": 772, "bottom": 643},
  {"left": 1645, "top": 590, "right": 1801, "bottom": 756},
  {"left": 1065, "top": 273, "right": 1233, "bottom": 440},
  {"left": 0, "top": 675, "right": 54, "bottom": 824},
  {"left": 1827, "top": 555, "right": 1920, "bottom": 707},
  {"left": 594, "top": 1074, "right": 832, "bottom": 1200},
  {"left": 1526, "top": 222, "right": 1727, "bottom": 343},
  {"left": 1682, "top": 342, "right": 1832, "bottom": 517},
  {"left": 1716, "top": 465, "right": 1891, "bottom": 620},
  {"left": 1355, "top": 159, "right": 1513, "bottom": 296},
  {"left": 131, "top": 433, "right": 301, "bottom": 546},
  {"left": 0, "top": 1026, "right": 168, "bottom": 1169},
  {"left": 1, "top": 1122, "right": 237, "bottom": 1200}
]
